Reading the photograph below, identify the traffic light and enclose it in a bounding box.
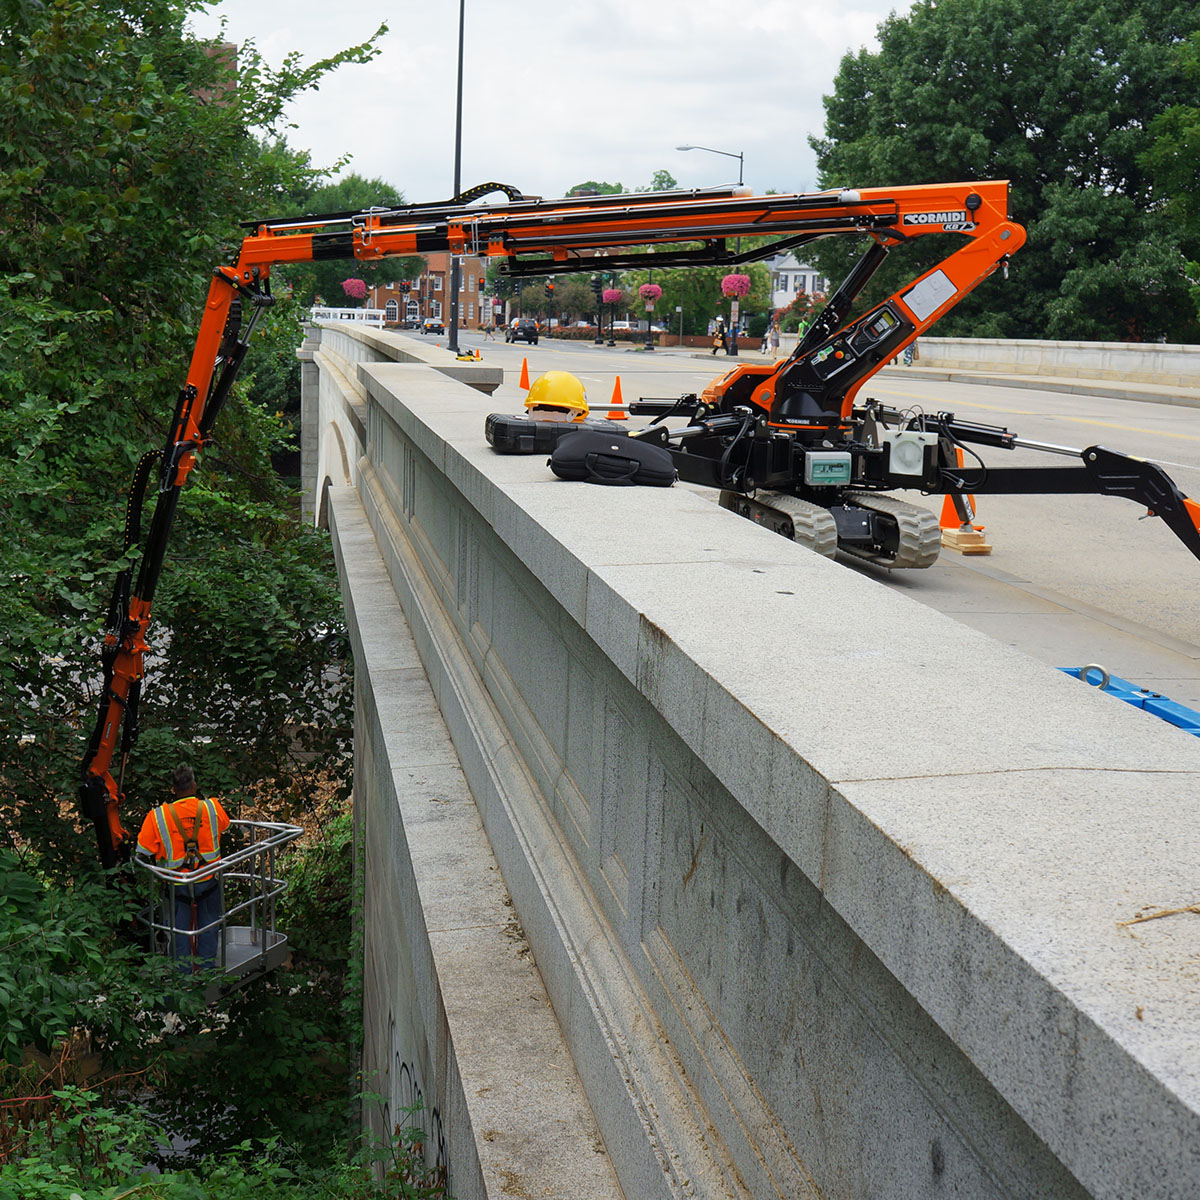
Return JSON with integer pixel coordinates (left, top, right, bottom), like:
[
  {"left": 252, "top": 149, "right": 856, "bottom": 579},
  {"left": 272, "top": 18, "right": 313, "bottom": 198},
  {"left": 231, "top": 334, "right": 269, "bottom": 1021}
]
[
  {"left": 544, "top": 281, "right": 555, "bottom": 300},
  {"left": 591, "top": 276, "right": 603, "bottom": 300}
]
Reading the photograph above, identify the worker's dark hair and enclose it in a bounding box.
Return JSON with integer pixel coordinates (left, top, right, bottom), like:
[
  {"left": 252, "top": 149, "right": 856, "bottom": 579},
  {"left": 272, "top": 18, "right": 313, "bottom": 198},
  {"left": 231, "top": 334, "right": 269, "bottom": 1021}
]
[{"left": 171, "top": 763, "right": 197, "bottom": 795}]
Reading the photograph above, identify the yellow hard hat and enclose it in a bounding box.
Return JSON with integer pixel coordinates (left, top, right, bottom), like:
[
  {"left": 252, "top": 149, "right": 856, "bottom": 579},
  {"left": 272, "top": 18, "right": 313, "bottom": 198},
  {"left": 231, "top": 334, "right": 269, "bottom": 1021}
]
[{"left": 524, "top": 371, "right": 589, "bottom": 421}]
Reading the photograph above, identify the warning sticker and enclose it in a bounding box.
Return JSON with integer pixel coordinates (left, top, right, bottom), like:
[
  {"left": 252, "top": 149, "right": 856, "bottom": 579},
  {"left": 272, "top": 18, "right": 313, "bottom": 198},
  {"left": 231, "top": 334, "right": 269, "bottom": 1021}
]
[{"left": 902, "top": 270, "right": 957, "bottom": 322}]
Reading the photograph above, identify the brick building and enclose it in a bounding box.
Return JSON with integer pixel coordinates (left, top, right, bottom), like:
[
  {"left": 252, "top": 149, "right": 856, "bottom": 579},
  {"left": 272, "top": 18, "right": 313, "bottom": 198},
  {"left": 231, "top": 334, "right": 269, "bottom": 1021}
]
[{"left": 368, "top": 251, "right": 495, "bottom": 330}]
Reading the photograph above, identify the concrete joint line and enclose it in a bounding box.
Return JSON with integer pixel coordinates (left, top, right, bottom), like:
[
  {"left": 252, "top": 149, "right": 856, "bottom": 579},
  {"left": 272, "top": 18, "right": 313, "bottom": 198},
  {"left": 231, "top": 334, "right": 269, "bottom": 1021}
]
[{"left": 834, "top": 765, "right": 1200, "bottom": 785}]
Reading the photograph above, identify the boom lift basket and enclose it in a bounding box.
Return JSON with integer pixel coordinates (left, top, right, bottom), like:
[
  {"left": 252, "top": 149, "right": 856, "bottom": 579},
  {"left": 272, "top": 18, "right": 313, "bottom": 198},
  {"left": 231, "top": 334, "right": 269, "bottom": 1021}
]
[{"left": 135, "top": 818, "right": 304, "bottom": 991}]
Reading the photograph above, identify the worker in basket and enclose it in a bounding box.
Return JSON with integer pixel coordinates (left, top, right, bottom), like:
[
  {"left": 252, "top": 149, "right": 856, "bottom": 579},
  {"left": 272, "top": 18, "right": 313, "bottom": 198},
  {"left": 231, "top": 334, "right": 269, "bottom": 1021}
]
[{"left": 136, "top": 764, "right": 230, "bottom": 972}]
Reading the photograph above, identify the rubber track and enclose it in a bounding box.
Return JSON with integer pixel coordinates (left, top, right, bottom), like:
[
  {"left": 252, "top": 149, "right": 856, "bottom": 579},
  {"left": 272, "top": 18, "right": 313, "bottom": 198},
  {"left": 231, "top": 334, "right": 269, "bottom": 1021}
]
[
  {"left": 719, "top": 490, "right": 839, "bottom": 558},
  {"left": 841, "top": 492, "right": 941, "bottom": 569}
]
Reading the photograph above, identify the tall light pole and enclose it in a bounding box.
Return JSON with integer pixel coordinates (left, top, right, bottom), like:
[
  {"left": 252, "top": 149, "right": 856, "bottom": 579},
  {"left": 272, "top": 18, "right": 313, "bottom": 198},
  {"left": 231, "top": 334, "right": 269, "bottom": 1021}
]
[
  {"left": 448, "top": 0, "right": 465, "bottom": 354},
  {"left": 676, "top": 143, "right": 743, "bottom": 187},
  {"left": 678, "top": 143, "right": 746, "bottom": 352}
]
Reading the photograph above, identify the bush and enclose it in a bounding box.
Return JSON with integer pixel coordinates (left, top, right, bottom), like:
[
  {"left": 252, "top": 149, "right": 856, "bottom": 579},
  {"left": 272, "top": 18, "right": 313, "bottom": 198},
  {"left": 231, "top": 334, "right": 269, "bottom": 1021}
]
[
  {"left": 548, "top": 327, "right": 659, "bottom": 343},
  {"left": 746, "top": 313, "right": 770, "bottom": 338},
  {"left": 0, "top": 852, "right": 207, "bottom": 1068},
  {"left": 0, "top": 1086, "right": 446, "bottom": 1199}
]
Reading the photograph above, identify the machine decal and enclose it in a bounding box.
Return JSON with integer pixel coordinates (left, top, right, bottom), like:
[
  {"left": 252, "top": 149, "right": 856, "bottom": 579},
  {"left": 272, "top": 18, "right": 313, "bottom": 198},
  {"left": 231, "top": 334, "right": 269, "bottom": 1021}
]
[
  {"left": 903, "top": 210, "right": 969, "bottom": 226},
  {"left": 902, "top": 270, "right": 958, "bottom": 321}
]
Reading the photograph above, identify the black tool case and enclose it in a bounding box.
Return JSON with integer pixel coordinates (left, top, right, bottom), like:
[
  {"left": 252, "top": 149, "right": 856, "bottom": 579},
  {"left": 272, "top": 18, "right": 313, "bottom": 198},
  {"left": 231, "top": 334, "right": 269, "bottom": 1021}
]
[{"left": 485, "top": 413, "right": 629, "bottom": 454}]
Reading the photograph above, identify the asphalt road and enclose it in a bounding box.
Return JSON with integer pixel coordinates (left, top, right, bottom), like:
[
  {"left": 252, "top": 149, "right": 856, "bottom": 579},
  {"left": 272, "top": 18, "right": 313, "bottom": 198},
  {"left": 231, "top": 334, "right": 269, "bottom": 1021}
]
[{"left": 434, "top": 330, "right": 1200, "bottom": 712}]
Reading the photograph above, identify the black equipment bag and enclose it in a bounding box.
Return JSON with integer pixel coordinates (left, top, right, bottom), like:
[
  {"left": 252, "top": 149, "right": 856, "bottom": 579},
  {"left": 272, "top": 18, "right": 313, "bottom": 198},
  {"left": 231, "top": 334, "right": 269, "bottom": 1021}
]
[
  {"left": 485, "top": 413, "right": 629, "bottom": 454},
  {"left": 549, "top": 430, "right": 676, "bottom": 487}
]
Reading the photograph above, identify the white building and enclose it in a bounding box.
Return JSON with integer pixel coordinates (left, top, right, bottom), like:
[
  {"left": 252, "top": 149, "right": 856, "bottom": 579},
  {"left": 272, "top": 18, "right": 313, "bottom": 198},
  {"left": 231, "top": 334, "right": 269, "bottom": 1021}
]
[{"left": 766, "top": 251, "right": 827, "bottom": 313}]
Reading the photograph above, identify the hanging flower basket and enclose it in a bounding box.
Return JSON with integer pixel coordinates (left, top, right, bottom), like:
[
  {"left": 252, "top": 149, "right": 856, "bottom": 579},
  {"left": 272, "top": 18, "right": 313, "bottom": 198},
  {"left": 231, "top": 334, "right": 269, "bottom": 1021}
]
[
  {"left": 602, "top": 288, "right": 623, "bottom": 304},
  {"left": 638, "top": 283, "right": 662, "bottom": 303},
  {"left": 720, "top": 273, "right": 751, "bottom": 298},
  {"left": 341, "top": 278, "right": 368, "bottom": 302}
]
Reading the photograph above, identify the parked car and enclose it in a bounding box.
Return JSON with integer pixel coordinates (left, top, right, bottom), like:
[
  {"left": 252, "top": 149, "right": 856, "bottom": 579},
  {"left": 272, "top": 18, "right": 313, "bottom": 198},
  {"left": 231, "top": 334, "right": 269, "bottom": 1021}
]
[
  {"left": 422, "top": 317, "right": 445, "bottom": 335},
  {"left": 506, "top": 318, "right": 539, "bottom": 345}
]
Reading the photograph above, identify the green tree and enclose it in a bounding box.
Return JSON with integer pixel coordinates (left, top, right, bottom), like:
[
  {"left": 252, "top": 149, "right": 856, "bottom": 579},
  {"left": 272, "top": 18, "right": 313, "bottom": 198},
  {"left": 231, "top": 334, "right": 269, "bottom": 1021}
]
[
  {"left": 519, "top": 281, "right": 549, "bottom": 319},
  {"left": 620, "top": 263, "right": 771, "bottom": 336},
  {"left": 0, "top": 3, "right": 419, "bottom": 1191},
  {"left": 637, "top": 169, "right": 679, "bottom": 192},
  {"left": 0, "top": 0, "right": 380, "bottom": 867},
  {"left": 550, "top": 277, "right": 595, "bottom": 324},
  {"left": 777, "top": 289, "right": 821, "bottom": 334},
  {"left": 1140, "top": 31, "right": 1200, "bottom": 321},
  {"left": 810, "top": 0, "right": 1200, "bottom": 341},
  {"left": 566, "top": 169, "right": 679, "bottom": 197},
  {"left": 279, "top": 174, "right": 427, "bottom": 306},
  {"left": 566, "top": 179, "right": 625, "bottom": 195}
]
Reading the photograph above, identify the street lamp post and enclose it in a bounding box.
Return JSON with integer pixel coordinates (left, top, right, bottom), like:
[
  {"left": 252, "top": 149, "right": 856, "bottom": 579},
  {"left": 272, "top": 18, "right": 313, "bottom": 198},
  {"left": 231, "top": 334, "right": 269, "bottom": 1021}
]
[
  {"left": 448, "top": 0, "right": 466, "bottom": 354},
  {"left": 676, "top": 143, "right": 743, "bottom": 187},
  {"left": 604, "top": 277, "right": 618, "bottom": 347},
  {"left": 641, "top": 271, "right": 658, "bottom": 351},
  {"left": 680, "top": 144, "right": 749, "bottom": 355},
  {"left": 678, "top": 141, "right": 746, "bottom": 264}
]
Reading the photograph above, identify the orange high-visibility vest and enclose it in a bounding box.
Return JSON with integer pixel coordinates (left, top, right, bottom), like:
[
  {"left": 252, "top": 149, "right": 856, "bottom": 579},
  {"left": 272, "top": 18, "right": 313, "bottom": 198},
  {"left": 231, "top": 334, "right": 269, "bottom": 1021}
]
[{"left": 136, "top": 795, "right": 229, "bottom": 882}]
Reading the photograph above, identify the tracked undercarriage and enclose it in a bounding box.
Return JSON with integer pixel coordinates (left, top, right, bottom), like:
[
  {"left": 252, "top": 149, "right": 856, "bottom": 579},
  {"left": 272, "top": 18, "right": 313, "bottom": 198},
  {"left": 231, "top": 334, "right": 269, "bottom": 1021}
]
[{"left": 719, "top": 489, "right": 941, "bottom": 569}]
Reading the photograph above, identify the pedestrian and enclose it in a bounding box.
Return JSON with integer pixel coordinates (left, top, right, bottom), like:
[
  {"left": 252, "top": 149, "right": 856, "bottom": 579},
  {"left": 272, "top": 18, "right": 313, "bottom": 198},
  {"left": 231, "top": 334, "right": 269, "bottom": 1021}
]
[
  {"left": 136, "top": 764, "right": 230, "bottom": 972},
  {"left": 769, "top": 324, "right": 781, "bottom": 355},
  {"left": 484, "top": 321, "right": 496, "bottom": 341},
  {"left": 712, "top": 319, "right": 725, "bottom": 356},
  {"left": 903, "top": 339, "right": 919, "bottom": 367}
]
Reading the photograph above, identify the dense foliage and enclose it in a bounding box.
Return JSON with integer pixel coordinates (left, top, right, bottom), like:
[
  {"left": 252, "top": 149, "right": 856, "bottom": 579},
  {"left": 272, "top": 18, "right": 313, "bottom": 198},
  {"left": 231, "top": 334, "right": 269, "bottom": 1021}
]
[
  {"left": 0, "top": 2, "right": 435, "bottom": 1195},
  {"left": 0, "top": 0, "right": 374, "bottom": 867},
  {"left": 810, "top": 0, "right": 1200, "bottom": 342},
  {"left": 1140, "top": 30, "right": 1200, "bottom": 322},
  {"left": 277, "top": 174, "right": 426, "bottom": 307},
  {"left": 0, "top": 812, "right": 446, "bottom": 1194}
]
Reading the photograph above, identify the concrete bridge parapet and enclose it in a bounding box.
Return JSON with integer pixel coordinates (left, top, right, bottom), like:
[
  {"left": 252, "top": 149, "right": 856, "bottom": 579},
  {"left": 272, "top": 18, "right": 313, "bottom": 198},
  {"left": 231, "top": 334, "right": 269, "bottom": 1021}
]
[
  {"left": 915, "top": 336, "right": 1200, "bottom": 388},
  {"left": 303, "top": 334, "right": 1200, "bottom": 1199}
]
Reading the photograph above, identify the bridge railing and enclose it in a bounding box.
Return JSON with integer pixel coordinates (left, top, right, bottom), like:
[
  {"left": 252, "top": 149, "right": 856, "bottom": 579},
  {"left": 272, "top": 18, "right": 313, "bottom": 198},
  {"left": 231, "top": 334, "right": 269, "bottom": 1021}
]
[{"left": 310, "top": 306, "right": 386, "bottom": 327}]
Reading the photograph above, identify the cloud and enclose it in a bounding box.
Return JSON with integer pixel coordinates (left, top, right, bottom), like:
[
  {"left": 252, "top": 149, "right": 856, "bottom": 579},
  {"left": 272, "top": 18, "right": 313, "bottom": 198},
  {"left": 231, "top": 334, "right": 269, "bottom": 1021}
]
[{"left": 189, "top": 0, "right": 899, "bottom": 206}]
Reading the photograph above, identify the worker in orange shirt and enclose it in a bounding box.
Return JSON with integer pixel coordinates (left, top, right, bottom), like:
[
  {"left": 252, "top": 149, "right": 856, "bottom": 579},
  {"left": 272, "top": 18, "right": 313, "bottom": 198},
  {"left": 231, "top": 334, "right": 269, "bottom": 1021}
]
[{"left": 136, "top": 764, "right": 230, "bottom": 971}]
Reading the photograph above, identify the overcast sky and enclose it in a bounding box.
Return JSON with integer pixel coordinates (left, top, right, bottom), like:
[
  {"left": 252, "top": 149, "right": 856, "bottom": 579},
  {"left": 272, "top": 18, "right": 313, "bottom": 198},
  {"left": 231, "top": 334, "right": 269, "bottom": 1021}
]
[{"left": 189, "top": 0, "right": 904, "bottom": 206}]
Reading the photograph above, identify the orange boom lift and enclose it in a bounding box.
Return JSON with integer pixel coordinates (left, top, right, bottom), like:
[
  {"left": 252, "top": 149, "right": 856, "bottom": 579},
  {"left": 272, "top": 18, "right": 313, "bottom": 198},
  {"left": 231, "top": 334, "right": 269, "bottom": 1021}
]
[{"left": 79, "top": 181, "right": 1200, "bottom": 867}]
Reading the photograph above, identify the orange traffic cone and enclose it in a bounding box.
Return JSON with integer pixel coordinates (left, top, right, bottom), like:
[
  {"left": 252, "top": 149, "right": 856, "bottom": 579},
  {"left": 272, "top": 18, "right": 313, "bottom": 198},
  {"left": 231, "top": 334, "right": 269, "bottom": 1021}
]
[
  {"left": 940, "top": 447, "right": 992, "bottom": 554},
  {"left": 519, "top": 357, "right": 530, "bottom": 390},
  {"left": 607, "top": 375, "right": 627, "bottom": 420},
  {"left": 939, "top": 492, "right": 963, "bottom": 529}
]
